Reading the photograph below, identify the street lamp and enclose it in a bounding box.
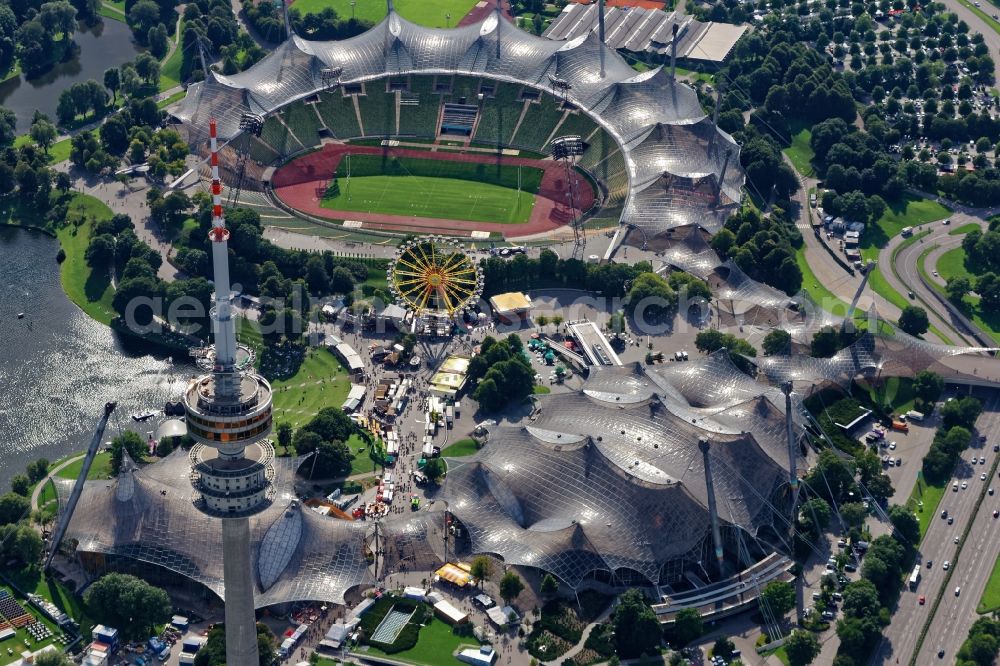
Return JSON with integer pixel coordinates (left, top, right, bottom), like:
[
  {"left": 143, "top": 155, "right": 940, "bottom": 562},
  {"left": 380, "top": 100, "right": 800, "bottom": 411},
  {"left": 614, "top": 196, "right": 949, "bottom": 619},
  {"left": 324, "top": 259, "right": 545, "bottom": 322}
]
[
  {"left": 446, "top": 12, "right": 451, "bottom": 27},
  {"left": 351, "top": 0, "right": 356, "bottom": 19}
]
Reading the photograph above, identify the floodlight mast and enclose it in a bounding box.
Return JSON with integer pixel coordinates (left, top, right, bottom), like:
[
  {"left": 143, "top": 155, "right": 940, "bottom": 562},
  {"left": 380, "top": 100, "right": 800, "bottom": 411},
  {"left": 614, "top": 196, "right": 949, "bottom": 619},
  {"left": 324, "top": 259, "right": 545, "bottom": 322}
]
[
  {"left": 782, "top": 381, "right": 804, "bottom": 626},
  {"left": 225, "top": 112, "right": 265, "bottom": 208},
  {"left": 551, "top": 134, "right": 586, "bottom": 259}
]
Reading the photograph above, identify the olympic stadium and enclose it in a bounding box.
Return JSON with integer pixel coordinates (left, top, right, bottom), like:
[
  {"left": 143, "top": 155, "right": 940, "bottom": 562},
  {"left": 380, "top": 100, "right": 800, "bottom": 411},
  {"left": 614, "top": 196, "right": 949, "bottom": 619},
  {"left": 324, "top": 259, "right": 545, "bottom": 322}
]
[{"left": 172, "top": 7, "right": 743, "bottom": 243}]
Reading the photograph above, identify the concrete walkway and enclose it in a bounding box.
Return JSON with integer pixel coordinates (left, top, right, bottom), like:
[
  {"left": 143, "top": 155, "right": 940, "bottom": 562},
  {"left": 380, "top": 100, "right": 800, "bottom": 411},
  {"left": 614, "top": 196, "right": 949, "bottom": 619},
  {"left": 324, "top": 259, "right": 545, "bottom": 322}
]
[{"left": 29, "top": 454, "right": 85, "bottom": 513}]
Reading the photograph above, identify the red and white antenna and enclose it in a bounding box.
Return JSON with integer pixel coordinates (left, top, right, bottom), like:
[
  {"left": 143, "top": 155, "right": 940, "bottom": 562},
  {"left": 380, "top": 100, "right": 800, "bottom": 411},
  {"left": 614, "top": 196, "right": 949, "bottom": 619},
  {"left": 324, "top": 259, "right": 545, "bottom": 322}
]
[{"left": 208, "top": 118, "right": 231, "bottom": 244}]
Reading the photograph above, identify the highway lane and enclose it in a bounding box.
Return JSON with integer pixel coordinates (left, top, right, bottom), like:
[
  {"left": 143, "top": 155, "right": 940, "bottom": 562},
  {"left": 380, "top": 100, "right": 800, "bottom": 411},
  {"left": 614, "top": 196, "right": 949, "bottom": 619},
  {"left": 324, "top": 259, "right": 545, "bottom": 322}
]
[
  {"left": 916, "top": 392, "right": 1000, "bottom": 663},
  {"left": 872, "top": 391, "right": 999, "bottom": 665},
  {"left": 879, "top": 213, "right": 986, "bottom": 346}
]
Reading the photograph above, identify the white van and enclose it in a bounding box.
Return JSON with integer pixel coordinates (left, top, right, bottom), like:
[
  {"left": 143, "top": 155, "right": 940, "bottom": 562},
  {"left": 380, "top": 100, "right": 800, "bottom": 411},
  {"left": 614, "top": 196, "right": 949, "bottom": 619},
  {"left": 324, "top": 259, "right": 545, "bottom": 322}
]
[{"left": 906, "top": 410, "right": 925, "bottom": 422}]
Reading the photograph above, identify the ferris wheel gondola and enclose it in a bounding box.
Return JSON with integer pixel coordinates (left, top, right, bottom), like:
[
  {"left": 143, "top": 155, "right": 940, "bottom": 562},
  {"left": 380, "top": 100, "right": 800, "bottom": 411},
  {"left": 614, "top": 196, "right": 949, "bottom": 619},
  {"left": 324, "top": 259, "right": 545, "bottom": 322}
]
[{"left": 388, "top": 238, "right": 483, "bottom": 318}]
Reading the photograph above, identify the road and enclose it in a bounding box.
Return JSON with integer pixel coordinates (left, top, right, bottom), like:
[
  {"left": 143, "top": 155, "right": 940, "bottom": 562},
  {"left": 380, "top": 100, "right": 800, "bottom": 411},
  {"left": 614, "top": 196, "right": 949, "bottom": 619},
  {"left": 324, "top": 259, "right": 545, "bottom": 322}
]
[
  {"left": 873, "top": 390, "right": 1000, "bottom": 665},
  {"left": 915, "top": 390, "right": 1000, "bottom": 662},
  {"left": 878, "top": 212, "right": 986, "bottom": 346}
]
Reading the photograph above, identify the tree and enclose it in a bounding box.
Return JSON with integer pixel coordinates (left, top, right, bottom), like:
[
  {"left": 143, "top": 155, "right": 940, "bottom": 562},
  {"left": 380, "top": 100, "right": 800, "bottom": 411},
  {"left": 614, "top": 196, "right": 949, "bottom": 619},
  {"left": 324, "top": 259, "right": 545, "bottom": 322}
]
[
  {"left": 799, "top": 497, "right": 833, "bottom": 536},
  {"left": 423, "top": 457, "right": 446, "bottom": 484},
  {"left": 29, "top": 118, "right": 57, "bottom": 153},
  {"left": 897, "top": 305, "right": 930, "bottom": 337},
  {"left": 712, "top": 638, "right": 736, "bottom": 662},
  {"left": 946, "top": 276, "right": 972, "bottom": 304},
  {"left": 84, "top": 573, "right": 171, "bottom": 639},
  {"left": 540, "top": 573, "right": 559, "bottom": 598},
  {"left": 942, "top": 396, "right": 982, "bottom": 430},
  {"left": 912, "top": 371, "right": 944, "bottom": 406},
  {"left": 785, "top": 629, "right": 821, "bottom": 666},
  {"left": 26, "top": 458, "right": 50, "bottom": 483},
  {"left": 313, "top": 440, "right": 352, "bottom": 478},
  {"left": 499, "top": 571, "right": 525, "bottom": 604},
  {"left": 0, "top": 492, "right": 30, "bottom": 525},
  {"left": 110, "top": 431, "right": 146, "bottom": 474},
  {"left": 841, "top": 579, "right": 881, "bottom": 621},
  {"left": 762, "top": 328, "right": 792, "bottom": 355},
  {"left": 612, "top": 589, "right": 661, "bottom": 658},
  {"left": 155, "top": 437, "right": 174, "bottom": 457},
  {"left": 671, "top": 607, "right": 703, "bottom": 647},
  {"left": 147, "top": 23, "right": 169, "bottom": 59},
  {"left": 128, "top": 0, "right": 162, "bottom": 38},
  {"left": 33, "top": 651, "right": 74, "bottom": 666},
  {"left": 104, "top": 67, "right": 121, "bottom": 103},
  {"left": 888, "top": 505, "right": 920, "bottom": 545},
  {"left": 535, "top": 314, "right": 549, "bottom": 331},
  {"left": 627, "top": 272, "right": 677, "bottom": 324},
  {"left": 470, "top": 556, "right": 494, "bottom": 588},
  {"left": 811, "top": 325, "right": 843, "bottom": 358},
  {"left": 39, "top": 1, "right": 77, "bottom": 37},
  {"left": 194, "top": 622, "right": 275, "bottom": 666},
  {"left": 760, "top": 580, "right": 796, "bottom": 617},
  {"left": 9, "top": 475, "right": 30, "bottom": 497},
  {"left": 840, "top": 502, "right": 867, "bottom": 529},
  {"left": 276, "top": 422, "right": 293, "bottom": 453}
]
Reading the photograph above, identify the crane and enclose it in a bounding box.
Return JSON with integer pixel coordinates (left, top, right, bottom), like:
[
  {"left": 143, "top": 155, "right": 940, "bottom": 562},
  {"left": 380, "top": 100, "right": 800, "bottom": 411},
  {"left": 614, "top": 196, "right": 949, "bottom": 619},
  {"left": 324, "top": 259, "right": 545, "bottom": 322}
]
[{"left": 44, "top": 401, "right": 117, "bottom": 570}]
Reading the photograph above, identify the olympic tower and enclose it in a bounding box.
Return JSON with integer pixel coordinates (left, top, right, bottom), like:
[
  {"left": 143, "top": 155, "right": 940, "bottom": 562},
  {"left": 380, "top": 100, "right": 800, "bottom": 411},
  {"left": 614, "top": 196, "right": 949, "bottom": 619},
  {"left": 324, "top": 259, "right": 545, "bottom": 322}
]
[{"left": 183, "top": 118, "right": 274, "bottom": 663}]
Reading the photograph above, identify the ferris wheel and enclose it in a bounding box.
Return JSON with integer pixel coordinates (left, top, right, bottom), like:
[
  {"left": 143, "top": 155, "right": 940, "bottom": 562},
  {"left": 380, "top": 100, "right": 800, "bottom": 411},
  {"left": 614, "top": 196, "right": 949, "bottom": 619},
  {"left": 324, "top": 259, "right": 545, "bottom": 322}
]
[{"left": 387, "top": 238, "right": 484, "bottom": 317}]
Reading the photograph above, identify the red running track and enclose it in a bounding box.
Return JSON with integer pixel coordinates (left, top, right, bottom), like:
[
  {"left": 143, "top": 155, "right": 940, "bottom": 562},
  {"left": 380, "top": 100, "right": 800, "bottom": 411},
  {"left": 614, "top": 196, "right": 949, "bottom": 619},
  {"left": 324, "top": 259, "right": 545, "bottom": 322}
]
[{"left": 271, "top": 143, "right": 593, "bottom": 238}]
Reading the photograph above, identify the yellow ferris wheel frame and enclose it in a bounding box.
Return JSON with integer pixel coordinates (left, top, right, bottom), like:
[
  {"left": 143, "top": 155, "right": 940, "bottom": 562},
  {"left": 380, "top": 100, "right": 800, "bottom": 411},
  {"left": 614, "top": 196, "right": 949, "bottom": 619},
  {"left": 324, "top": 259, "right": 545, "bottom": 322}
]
[{"left": 389, "top": 239, "right": 483, "bottom": 316}]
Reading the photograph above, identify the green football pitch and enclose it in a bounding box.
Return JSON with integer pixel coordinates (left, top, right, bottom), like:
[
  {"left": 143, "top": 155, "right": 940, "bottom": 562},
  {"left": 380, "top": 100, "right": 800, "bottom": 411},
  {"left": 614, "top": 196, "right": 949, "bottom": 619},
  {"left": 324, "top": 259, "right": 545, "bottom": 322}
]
[
  {"left": 289, "top": 0, "right": 478, "bottom": 27},
  {"left": 319, "top": 154, "right": 544, "bottom": 224}
]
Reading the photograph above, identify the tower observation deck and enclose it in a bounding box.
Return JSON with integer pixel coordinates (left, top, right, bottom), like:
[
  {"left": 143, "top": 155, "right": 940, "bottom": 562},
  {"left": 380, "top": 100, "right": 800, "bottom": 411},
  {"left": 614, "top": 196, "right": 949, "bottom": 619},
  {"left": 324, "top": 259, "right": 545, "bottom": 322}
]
[{"left": 182, "top": 118, "right": 273, "bottom": 664}]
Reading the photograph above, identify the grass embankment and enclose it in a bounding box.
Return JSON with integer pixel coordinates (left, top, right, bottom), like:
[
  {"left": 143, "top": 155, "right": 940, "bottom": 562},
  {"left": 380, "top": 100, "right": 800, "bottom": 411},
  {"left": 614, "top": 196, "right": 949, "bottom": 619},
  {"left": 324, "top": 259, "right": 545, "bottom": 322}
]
[
  {"left": 157, "top": 90, "right": 186, "bottom": 109},
  {"left": 907, "top": 476, "right": 947, "bottom": 541},
  {"left": 978, "top": 554, "right": 1000, "bottom": 613},
  {"left": 365, "top": 616, "right": 479, "bottom": 666},
  {"left": 936, "top": 247, "right": 975, "bottom": 283},
  {"left": 441, "top": 438, "right": 479, "bottom": 457},
  {"left": 1, "top": 194, "right": 116, "bottom": 323},
  {"left": 948, "top": 222, "right": 981, "bottom": 236},
  {"left": 158, "top": 20, "right": 184, "bottom": 91},
  {"left": 270, "top": 346, "right": 353, "bottom": 430},
  {"left": 795, "top": 245, "right": 851, "bottom": 313},
  {"left": 320, "top": 154, "right": 544, "bottom": 224},
  {"left": 291, "top": 0, "right": 478, "bottom": 27},
  {"left": 783, "top": 125, "right": 814, "bottom": 176},
  {"left": 55, "top": 451, "right": 114, "bottom": 481},
  {"left": 918, "top": 245, "right": 1000, "bottom": 345}
]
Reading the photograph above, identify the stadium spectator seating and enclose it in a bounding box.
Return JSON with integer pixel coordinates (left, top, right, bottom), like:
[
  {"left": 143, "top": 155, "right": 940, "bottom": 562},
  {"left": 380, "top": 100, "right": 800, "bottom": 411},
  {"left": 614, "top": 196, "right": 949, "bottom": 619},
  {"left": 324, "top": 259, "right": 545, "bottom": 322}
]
[
  {"left": 283, "top": 101, "right": 324, "bottom": 149},
  {"left": 550, "top": 110, "right": 599, "bottom": 151},
  {"left": 440, "top": 103, "right": 477, "bottom": 135},
  {"left": 317, "top": 91, "right": 362, "bottom": 139},
  {"left": 472, "top": 81, "right": 520, "bottom": 146},
  {"left": 260, "top": 115, "right": 303, "bottom": 158},
  {"left": 510, "top": 94, "right": 564, "bottom": 153},
  {"left": 398, "top": 76, "right": 441, "bottom": 138},
  {"left": 449, "top": 76, "right": 482, "bottom": 104},
  {"left": 357, "top": 84, "right": 395, "bottom": 136}
]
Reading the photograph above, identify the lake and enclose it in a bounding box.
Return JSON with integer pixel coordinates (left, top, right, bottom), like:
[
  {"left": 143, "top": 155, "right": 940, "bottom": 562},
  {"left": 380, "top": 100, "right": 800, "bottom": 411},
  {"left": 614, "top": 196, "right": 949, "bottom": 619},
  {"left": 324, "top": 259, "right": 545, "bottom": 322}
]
[
  {"left": 0, "top": 226, "right": 192, "bottom": 488},
  {"left": 0, "top": 18, "right": 143, "bottom": 131}
]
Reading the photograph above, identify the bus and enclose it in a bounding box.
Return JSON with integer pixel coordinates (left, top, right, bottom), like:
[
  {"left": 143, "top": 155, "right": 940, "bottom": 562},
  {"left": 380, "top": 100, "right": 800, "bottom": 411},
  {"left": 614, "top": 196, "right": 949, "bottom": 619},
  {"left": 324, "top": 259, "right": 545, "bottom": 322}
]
[{"left": 909, "top": 564, "right": 921, "bottom": 589}]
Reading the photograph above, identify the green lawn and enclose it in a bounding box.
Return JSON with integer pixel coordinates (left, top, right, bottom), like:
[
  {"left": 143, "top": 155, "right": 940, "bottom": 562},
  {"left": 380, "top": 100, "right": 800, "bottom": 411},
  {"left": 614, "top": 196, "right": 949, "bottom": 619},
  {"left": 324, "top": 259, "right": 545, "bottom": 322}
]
[
  {"left": 270, "top": 346, "right": 353, "bottom": 430},
  {"left": 348, "top": 432, "right": 380, "bottom": 476},
  {"left": 936, "top": 247, "right": 975, "bottom": 284},
  {"left": 159, "top": 22, "right": 184, "bottom": 91},
  {"left": 783, "top": 126, "right": 815, "bottom": 176},
  {"left": 978, "top": 552, "right": 1000, "bottom": 613},
  {"left": 796, "top": 246, "right": 851, "bottom": 314},
  {"left": 157, "top": 90, "right": 186, "bottom": 109},
  {"left": 441, "top": 438, "right": 479, "bottom": 457},
  {"left": 907, "top": 477, "right": 946, "bottom": 541},
  {"left": 14, "top": 135, "right": 72, "bottom": 164},
  {"left": 1, "top": 194, "right": 115, "bottom": 323},
  {"left": 365, "top": 616, "right": 480, "bottom": 666},
  {"left": 918, "top": 244, "right": 1000, "bottom": 346},
  {"left": 321, "top": 155, "right": 543, "bottom": 224},
  {"left": 948, "top": 222, "right": 980, "bottom": 236},
  {"left": 55, "top": 197, "right": 117, "bottom": 324},
  {"left": 55, "top": 451, "right": 114, "bottom": 481},
  {"left": 290, "top": 0, "right": 478, "bottom": 27},
  {"left": 862, "top": 194, "right": 951, "bottom": 251},
  {"left": 4, "top": 568, "right": 95, "bottom": 637}
]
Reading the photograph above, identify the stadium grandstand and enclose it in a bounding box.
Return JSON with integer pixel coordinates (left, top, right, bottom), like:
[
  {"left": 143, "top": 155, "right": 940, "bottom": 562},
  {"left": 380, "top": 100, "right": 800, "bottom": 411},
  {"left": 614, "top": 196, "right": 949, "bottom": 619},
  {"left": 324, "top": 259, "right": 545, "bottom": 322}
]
[{"left": 173, "top": 9, "right": 744, "bottom": 244}]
